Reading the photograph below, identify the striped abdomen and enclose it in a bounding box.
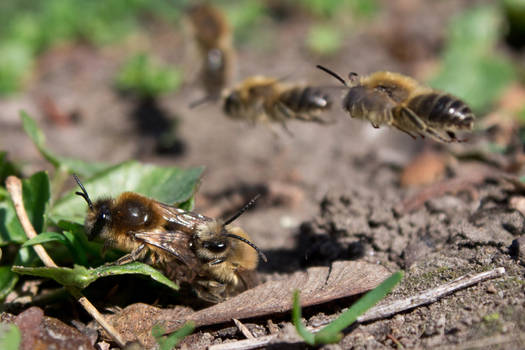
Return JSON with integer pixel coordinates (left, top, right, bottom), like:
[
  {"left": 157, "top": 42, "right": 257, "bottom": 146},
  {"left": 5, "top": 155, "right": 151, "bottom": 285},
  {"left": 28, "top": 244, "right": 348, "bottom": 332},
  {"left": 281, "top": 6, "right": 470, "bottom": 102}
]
[
  {"left": 279, "top": 86, "right": 331, "bottom": 113},
  {"left": 406, "top": 93, "right": 475, "bottom": 130}
]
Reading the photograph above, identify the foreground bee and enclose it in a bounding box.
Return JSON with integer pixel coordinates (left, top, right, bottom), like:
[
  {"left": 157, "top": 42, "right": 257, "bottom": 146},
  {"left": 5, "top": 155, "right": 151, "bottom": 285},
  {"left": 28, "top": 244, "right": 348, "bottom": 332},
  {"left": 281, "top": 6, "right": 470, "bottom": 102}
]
[
  {"left": 223, "top": 76, "right": 333, "bottom": 130},
  {"left": 73, "top": 175, "right": 266, "bottom": 303},
  {"left": 316, "top": 65, "right": 475, "bottom": 142},
  {"left": 188, "top": 4, "right": 235, "bottom": 99}
]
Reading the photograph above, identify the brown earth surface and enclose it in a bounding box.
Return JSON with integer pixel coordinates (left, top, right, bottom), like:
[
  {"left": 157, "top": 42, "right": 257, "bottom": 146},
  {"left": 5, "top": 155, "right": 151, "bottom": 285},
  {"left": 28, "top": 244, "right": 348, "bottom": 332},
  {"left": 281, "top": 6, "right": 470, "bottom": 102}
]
[{"left": 1, "top": 0, "right": 524, "bottom": 349}]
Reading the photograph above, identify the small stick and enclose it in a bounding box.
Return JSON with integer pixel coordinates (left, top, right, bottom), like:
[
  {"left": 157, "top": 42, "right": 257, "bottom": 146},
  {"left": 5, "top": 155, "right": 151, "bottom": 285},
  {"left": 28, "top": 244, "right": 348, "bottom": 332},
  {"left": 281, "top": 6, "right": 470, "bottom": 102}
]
[
  {"left": 6, "top": 176, "right": 57, "bottom": 268},
  {"left": 208, "top": 268, "right": 506, "bottom": 350},
  {"left": 233, "top": 318, "right": 255, "bottom": 339},
  {"left": 357, "top": 267, "right": 506, "bottom": 323},
  {"left": 6, "top": 176, "right": 126, "bottom": 348}
]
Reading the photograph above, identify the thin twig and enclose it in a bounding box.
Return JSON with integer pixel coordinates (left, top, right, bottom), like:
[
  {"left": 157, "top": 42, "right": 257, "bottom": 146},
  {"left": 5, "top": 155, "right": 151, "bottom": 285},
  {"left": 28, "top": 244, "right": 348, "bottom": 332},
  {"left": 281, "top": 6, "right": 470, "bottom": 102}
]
[
  {"left": 208, "top": 268, "right": 506, "bottom": 350},
  {"left": 233, "top": 318, "right": 255, "bottom": 339},
  {"left": 6, "top": 176, "right": 57, "bottom": 267},
  {"left": 6, "top": 175, "right": 126, "bottom": 348},
  {"left": 357, "top": 267, "right": 506, "bottom": 323}
]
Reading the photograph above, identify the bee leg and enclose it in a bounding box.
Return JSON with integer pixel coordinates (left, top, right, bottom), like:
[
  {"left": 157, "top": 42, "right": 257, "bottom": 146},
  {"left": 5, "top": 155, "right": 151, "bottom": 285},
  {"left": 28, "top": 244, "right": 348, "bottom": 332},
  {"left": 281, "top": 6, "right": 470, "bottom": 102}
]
[
  {"left": 114, "top": 243, "right": 147, "bottom": 265},
  {"left": 398, "top": 106, "right": 430, "bottom": 139},
  {"left": 274, "top": 102, "right": 295, "bottom": 136},
  {"left": 425, "top": 127, "right": 454, "bottom": 143},
  {"left": 194, "top": 280, "right": 226, "bottom": 303}
]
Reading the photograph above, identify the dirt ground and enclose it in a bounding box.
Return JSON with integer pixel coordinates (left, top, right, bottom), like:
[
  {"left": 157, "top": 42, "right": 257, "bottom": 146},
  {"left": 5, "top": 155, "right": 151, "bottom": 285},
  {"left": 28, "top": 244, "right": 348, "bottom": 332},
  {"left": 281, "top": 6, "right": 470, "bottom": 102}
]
[{"left": 1, "top": 0, "right": 525, "bottom": 349}]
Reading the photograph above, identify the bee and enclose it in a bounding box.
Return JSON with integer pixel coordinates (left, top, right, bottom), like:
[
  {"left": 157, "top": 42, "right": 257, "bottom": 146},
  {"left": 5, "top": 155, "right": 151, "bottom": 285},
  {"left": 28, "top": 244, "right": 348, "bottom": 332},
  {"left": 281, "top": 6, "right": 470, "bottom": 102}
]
[
  {"left": 188, "top": 3, "right": 235, "bottom": 99},
  {"left": 222, "top": 76, "right": 333, "bottom": 130},
  {"left": 73, "top": 175, "right": 266, "bottom": 303},
  {"left": 316, "top": 65, "right": 475, "bottom": 142}
]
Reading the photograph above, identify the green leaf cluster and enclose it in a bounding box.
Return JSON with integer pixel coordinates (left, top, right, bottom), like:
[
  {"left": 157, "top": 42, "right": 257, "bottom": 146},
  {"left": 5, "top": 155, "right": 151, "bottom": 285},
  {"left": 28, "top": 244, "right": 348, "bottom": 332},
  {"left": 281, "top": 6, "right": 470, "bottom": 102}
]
[
  {"left": 293, "top": 271, "right": 404, "bottom": 345},
  {"left": 0, "top": 112, "right": 202, "bottom": 300},
  {"left": 116, "top": 53, "right": 183, "bottom": 99},
  {"left": 430, "top": 4, "right": 515, "bottom": 114}
]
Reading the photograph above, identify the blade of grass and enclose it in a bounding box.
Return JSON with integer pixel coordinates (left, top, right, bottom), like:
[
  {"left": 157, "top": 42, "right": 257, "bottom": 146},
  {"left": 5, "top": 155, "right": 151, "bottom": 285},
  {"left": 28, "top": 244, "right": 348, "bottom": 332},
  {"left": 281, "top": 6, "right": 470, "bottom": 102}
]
[
  {"left": 292, "top": 290, "right": 316, "bottom": 345},
  {"left": 292, "top": 271, "right": 404, "bottom": 345},
  {"left": 152, "top": 322, "right": 195, "bottom": 350},
  {"left": 315, "top": 271, "right": 404, "bottom": 344}
]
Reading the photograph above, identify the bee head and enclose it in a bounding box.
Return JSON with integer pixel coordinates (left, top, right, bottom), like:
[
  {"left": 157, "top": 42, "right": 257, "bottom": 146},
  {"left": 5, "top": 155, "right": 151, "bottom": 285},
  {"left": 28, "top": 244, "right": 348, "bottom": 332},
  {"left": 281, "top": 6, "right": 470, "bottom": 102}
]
[
  {"left": 191, "top": 195, "right": 267, "bottom": 263},
  {"left": 223, "top": 90, "right": 241, "bottom": 116},
  {"left": 73, "top": 174, "right": 112, "bottom": 241}
]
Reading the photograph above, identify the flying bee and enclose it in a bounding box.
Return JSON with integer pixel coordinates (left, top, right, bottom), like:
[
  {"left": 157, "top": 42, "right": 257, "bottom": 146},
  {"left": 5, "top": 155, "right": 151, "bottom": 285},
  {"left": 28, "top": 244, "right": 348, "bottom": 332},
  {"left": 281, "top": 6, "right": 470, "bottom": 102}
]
[
  {"left": 316, "top": 65, "right": 475, "bottom": 142},
  {"left": 188, "top": 3, "right": 235, "bottom": 99},
  {"left": 222, "top": 76, "right": 333, "bottom": 131},
  {"left": 73, "top": 175, "right": 266, "bottom": 303}
]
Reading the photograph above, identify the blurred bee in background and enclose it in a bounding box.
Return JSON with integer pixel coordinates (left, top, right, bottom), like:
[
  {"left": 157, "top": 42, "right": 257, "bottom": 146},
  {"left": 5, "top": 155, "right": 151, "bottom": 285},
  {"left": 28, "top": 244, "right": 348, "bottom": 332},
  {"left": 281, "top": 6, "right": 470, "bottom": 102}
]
[
  {"left": 188, "top": 3, "right": 235, "bottom": 100},
  {"left": 73, "top": 175, "right": 266, "bottom": 303},
  {"left": 316, "top": 65, "right": 475, "bottom": 142},
  {"left": 222, "top": 75, "right": 333, "bottom": 132}
]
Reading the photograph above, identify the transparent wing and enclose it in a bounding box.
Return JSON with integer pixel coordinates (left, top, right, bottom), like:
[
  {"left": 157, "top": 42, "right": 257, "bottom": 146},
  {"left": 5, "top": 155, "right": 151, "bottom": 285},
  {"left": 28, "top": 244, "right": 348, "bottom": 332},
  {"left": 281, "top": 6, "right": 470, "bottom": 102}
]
[{"left": 132, "top": 229, "right": 197, "bottom": 268}]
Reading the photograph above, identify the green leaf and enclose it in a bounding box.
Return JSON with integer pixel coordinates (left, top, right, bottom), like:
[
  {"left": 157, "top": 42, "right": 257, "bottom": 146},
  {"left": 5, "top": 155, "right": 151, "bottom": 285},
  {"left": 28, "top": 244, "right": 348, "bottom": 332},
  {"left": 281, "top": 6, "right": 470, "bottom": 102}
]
[
  {"left": 62, "top": 231, "right": 88, "bottom": 265},
  {"left": 20, "top": 111, "right": 109, "bottom": 177},
  {"left": 0, "top": 200, "right": 26, "bottom": 245},
  {"left": 21, "top": 171, "right": 50, "bottom": 233},
  {"left": 22, "top": 232, "right": 68, "bottom": 247},
  {"left": 0, "top": 266, "right": 19, "bottom": 300},
  {"left": 176, "top": 195, "right": 196, "bottom": 212},
  {"left": 292, "top": 271, "right": 404, "bottom": 345},
  {"left": 152, "top": 322, "right": 195, "bottom": 350},
  {"left": 0, "top": 171, "right": 50, "bottom": 246},
  {"left": 12, "top": 261, "right": 179, "bottom": 290},
  {"left": 50, "top": 161, "right": 203, "bottom": 224},
  {"left": 0, "top": 323, "right": 21, "bottom": 350}
]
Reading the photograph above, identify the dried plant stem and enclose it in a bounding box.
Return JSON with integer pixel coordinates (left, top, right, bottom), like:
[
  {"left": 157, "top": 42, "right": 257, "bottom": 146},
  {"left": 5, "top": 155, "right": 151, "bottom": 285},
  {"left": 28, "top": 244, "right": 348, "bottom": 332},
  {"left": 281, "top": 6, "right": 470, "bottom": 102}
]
[
  {"left": 208, "top": 267, "right": 506, "bottom": 350},
  {"left": 6, "top": 176, "right": 126, "bottom": 348},
  {"left": 6, "top": 176, "right": 57, "bottom": 268},
  {"left": 233, "top": 318, "right": 255, "bottom": 339},
  {"left": 357, "top": 267, "right": 506, "bottom": 323}
]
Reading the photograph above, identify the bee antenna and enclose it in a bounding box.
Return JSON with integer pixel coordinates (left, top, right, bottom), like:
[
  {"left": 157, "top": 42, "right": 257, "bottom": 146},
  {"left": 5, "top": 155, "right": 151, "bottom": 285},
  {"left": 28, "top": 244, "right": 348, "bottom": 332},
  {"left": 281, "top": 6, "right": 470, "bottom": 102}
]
[
  {"left": 316, "top": 65, "right": 348, "bottom": 87},
  {"left": 223, "top": 194, "right": 261, "bottom": 226},
  {"left": 73, "top": 174, "right": 93, "bottom": 210},
  {"left": 223, "top": 233, "right": 268, "bottom": 262}
]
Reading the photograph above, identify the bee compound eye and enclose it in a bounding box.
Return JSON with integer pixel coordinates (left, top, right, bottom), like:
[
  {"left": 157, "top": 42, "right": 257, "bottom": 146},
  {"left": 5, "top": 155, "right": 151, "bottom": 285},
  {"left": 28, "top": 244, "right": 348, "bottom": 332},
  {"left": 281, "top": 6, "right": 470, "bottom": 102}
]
[{"left": 203, "top": 240, "right": 227, "bottom": 253}]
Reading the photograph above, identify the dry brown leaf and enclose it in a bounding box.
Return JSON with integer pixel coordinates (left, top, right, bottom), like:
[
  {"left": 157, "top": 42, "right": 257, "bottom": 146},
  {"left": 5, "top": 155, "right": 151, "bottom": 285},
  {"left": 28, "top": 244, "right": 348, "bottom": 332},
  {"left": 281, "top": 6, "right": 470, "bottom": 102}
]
[
  {"left": 400, "top": 150, "right": 448, "bottom": 187},
  {"left": 107, "top": 260, "right": 390, "bottom": 347}
]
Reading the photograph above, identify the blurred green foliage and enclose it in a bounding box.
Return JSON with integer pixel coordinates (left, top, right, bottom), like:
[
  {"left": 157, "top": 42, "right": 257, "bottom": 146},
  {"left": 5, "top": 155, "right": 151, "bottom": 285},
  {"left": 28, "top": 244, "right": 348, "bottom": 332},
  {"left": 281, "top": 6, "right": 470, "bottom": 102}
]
[
  {"left": 306, "top": 24, "right": 343, "bottom": 56},
  {"left": 116, "top": 53, "right": 183, "bottom": 99},
  {"left": 299, "top": 0, "right": 378, "bottom": 18},
  {"left": 0, "top": 113, "right": 203, "bottom": 300},
  {"left": 0, "top": 323, "right": 21, "bottom": 350},
  {"left": 430, "top": 4, "right": 516, "bottom": 114},
  {"left": 0, "top": 0, "right": 187, "bottom": 95}
]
